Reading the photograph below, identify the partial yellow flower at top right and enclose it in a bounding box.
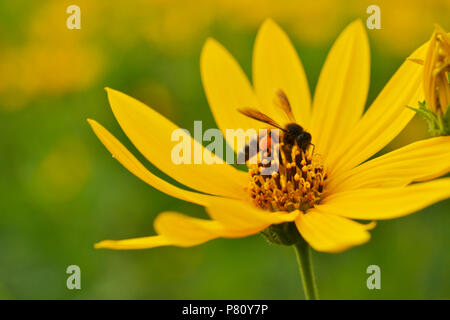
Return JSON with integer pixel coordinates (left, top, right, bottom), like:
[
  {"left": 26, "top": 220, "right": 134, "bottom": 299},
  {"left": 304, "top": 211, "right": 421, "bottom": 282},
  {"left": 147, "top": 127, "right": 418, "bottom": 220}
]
[{"left": 410, "top": 25, "right": 450, "bottom": 136}]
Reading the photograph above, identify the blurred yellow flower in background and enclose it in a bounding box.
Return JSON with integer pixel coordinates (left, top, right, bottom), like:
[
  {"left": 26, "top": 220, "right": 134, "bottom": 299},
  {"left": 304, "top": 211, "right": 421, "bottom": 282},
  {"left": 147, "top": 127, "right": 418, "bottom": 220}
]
[
  {"left": 89, "top": 19, "right": 450, "bottom": 254},
  {"left": 0, "top": 0, "right": 103, "bottom": 111},
  {"left": 1, "top": 0, "right": 448, "bottom": 111}
]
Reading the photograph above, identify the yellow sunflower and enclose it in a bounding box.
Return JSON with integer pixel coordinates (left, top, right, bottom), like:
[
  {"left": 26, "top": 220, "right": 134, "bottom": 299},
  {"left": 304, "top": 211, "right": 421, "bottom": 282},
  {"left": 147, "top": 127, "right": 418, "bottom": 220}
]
[{"left": 88, "top": 19, "right": 450, "bottom": 289}]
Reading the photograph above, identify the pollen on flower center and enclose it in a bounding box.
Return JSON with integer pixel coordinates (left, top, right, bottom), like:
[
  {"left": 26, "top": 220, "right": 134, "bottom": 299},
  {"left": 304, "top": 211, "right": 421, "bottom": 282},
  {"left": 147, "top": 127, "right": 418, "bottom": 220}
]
[{"left": 247, "top": 137, "right": 327, "bottom": 212}]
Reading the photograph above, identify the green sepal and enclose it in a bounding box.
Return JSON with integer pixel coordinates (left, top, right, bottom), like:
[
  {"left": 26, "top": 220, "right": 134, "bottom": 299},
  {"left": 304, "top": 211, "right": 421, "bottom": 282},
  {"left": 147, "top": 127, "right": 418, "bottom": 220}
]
[
  {"left": 407, "top": 101, "right": 450, "bottom": 136},
  {"left": 442, "top": 103, "right": 450, "bottom": 135},
  {"left": 261, "top": 222, "right": 303, "bottom": 246}
]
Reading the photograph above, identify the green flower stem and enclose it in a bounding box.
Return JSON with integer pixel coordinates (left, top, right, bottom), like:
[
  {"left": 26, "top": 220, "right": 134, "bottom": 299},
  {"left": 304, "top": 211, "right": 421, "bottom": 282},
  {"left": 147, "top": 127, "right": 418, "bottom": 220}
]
[{"left": 293, "top": 239, "right": 318, "bottom": 300}]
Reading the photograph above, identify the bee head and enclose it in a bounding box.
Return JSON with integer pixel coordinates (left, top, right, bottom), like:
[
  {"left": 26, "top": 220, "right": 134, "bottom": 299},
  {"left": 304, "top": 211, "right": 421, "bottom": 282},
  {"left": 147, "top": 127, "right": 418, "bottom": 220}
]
[
  {"left": 296, "top": 132, "right": 312, "bottom": 151},
  {"left": 285, "top": 123, "right": 303, "bottom": 136}
]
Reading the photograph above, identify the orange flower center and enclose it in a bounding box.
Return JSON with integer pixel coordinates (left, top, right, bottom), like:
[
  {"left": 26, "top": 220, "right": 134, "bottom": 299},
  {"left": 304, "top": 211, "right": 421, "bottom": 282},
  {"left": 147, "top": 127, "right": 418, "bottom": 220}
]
[{"left": 247, "top": 136, "right": 327, "bottom": 212}]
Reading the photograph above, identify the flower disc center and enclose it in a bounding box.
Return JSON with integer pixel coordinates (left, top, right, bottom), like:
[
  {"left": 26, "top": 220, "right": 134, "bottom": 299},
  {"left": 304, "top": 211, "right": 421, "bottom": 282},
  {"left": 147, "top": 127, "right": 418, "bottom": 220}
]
[{"left": 247, "top": 139, "right": 327, "bottom": 212}]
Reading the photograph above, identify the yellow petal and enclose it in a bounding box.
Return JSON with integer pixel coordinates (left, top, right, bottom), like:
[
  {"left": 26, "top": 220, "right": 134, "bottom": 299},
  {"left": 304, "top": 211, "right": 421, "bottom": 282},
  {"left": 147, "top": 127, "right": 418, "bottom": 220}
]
[
  {"left": 105, "top": 88, "right": 247, "bottom": 199},
  {"left": 316, "top": 178, "right": 450, "bottom": 220},
  {"left": 200, "top": 38, "right": 269, "bottom": 152},
  {"left": 88, "top": 119, "right": 212, "bottom": 206},
  {"left": 253, "top": 18, "right": 311, "bottom": 126},
  {"left": 205, "top": 197, "right": 299, "bottom": 230},
  {"left": 436, "top": 72, "right": 450, "bottom": 112},
  {"left": 423, "top": 31, "right": 438, "bottom": 113},
  {"left": 328, "top": 136, "right": 450, "bottom": 193},
  {"left": 95, "top": 211, "right": 264, "bottom": 250},
  {"left": 95, "top": 235, "right": 171, "bottom": 250},
  {"left": 154, "top": 211, "right": 261, "bottom": 244},
  {"left": 327, "top": 42, "right": 428, "bottom": 175},
  {"left": 310, "top": 20, "right": 370, "bottom": 158},
  {"left": 295, "top": 211, "right": 372, "bottom": 253}
]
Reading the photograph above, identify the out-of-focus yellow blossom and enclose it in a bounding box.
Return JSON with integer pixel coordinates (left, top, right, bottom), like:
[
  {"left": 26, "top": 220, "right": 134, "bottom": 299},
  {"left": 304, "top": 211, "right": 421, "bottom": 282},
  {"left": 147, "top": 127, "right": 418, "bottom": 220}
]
[
  {"left": 1, "top": 0, "right": 448, "bottom": 111},
  {"left": 349, "top": 0, "right": 449, "bottom": 56},
  {"left": 0, "top": 45, "right": 102, "bottom": 111},
  {"left": 0, "top": 0, "right": 103, "bottom": 111}
]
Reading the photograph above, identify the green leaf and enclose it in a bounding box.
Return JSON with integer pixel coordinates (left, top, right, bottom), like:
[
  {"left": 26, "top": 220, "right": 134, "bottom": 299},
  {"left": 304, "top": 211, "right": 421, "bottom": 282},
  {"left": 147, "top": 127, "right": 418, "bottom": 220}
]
[
  {"left": 407, "top": 103, "right": 441, "bottom": 136},
  {"left": 407, "top": 105, "right": 437, "bottom": 123}
]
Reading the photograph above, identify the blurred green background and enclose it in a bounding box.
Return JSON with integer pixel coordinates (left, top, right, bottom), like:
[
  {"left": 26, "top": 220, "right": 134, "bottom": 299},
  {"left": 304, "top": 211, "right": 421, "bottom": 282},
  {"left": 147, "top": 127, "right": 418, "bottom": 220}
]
[{"left": 0, "top": 0, "right": 449, "bottom": 299}]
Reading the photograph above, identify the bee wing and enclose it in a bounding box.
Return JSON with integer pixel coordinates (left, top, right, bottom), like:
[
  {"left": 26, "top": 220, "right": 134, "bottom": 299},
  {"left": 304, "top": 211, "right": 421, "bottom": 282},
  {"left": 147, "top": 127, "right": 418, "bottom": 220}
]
[
  {"left": 275, "top": 89, "right": 296, "bottom": 122},
  {"left": 237, "top": 108, "right": 285, "bottom": 130}
]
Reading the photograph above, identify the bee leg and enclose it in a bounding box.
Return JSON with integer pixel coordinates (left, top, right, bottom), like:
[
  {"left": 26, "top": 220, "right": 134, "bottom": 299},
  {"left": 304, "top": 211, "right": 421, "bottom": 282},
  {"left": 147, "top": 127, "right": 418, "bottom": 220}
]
[{"left": 237, "top": 136, "right": 259, "bottom": 164}]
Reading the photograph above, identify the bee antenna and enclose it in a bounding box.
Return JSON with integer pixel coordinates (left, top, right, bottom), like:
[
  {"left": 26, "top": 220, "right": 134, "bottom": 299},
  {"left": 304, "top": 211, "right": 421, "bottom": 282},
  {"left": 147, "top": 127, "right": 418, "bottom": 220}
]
[
  {"left": 309, "top": 143, "right": 316, "bottom": 155},
  {"left": 275, "top": 89, "right": 296, "bottom": 122},
  {"left": 237, "top": 108, "right": 286, "bottom": 131}
]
